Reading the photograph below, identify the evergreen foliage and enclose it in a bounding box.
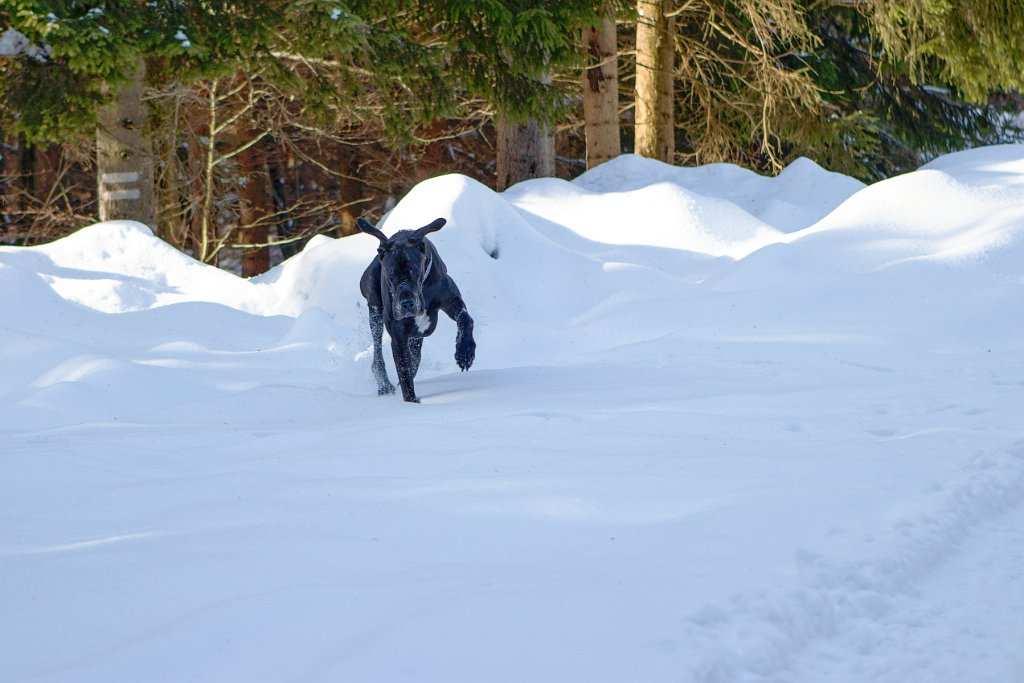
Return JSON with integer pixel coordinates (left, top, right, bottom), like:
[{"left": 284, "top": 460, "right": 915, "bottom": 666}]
[
  {"left": 664, "top": 0, "right": 853, "bottom": 173},
  {"left": 0, "top": 1, "right": 156, "bottom": 141},
  {"left": 3, "top": 0, "right": 1024, "bottom": 268},
  {"left": 0, "top": 1, "right": 456, "bottom": 144},
  {"left": 866, "top": 0, "right": 1024, "bottom": 101},
  {"left": 807, "top": 4, "right": 1018, "bottom": 180},
  {"left": 418, "top": 0, "right": 602, "bottom": 123}
]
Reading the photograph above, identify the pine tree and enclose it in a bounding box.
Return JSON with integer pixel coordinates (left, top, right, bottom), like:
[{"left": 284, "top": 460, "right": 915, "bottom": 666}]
[
  {"left": 805, "top": 3, "right": 1016, "bottom": 179},
  {"left": 145, "top": 1, "right": 456, "bottom": 268},
  {"left": 634, "top": 0, "right": 674, "bottom": 162},
  {"left": 866, "top": 0, "right": 1024, "bottom": 102},
  {"left": 419, "top": 0, "right": 601, "bottom": 189},
  {"left": 1, "top": 3, "right": 164, "bottom": 230},
  {"left": 95, "top": 60, "right": 157, "bottom": 229},
  {"left": 1, "top": 1, "right": 456, "bottom": 269},
  {"left": 582, "top": 13, "right": 621, "bottom": 169}
]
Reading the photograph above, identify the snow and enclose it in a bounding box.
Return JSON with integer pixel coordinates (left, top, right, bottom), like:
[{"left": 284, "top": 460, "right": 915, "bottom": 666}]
[
  {"left": 2, "top": 145, "right": 1024, "bottom": 682},
  {"left": 0, "top": 28, "right": 48, "bottom": 61},
  {"left": 174, "top": 28, "right": 192, "bottom": 49}
]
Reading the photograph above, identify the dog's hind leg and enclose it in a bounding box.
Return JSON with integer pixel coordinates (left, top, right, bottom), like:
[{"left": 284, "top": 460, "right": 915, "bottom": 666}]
[{"left": 368, "top": 305, "right": 395, "bottom": 395}]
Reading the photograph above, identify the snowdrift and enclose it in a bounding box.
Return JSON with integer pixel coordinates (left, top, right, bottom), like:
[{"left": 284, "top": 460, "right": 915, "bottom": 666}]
[
  {"left": 3, "top": 146, "right": 1022, "bottom": 404},
  {"left": 3, "top": 145, "right": 1024, "bottom": 683}
]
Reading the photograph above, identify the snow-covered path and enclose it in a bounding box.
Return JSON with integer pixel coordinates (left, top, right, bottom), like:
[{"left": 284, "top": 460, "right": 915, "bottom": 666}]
[
  {"left": 789, "top": 492, "right": 1024, "bottom": 683},
  {"left": 4, "top": 342, "right": 1024, "bottom": 682}
]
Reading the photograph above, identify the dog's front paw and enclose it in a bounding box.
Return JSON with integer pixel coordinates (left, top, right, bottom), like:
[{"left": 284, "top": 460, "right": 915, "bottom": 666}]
[
  {"left": 455, "top": 340, "right": 475, "bottom": 371},
  {"left": 378, "top": 381, "right": 396, "bottom": 396}
]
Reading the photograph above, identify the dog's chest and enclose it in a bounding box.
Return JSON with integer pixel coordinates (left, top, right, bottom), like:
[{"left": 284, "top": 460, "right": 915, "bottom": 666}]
[{"left": 415, "top": 314, "right": 432, "bottom": 334}]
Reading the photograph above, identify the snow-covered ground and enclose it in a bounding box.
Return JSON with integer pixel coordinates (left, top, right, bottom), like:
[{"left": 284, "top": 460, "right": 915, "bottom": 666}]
[{"left": 3, "top": 146, "right": 1024, "bottom": 682}]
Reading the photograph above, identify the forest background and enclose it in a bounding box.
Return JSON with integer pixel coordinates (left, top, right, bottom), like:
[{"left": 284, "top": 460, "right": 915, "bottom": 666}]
[{"left": 2, "top": 0, "right": 1023, "bottom": 276}]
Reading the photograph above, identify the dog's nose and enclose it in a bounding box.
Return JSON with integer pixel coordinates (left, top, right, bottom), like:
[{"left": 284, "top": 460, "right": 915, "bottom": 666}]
[{"left": 399, "top": 298, "right": 416, "bottom": 314}]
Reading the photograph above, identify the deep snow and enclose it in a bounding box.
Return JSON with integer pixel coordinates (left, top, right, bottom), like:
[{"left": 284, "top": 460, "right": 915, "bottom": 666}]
[{"left": 2, "top": 147, "right": 1024, "bottom": 682}]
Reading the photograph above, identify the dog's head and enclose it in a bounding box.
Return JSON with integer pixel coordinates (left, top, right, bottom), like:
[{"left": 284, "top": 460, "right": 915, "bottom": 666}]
[{"left": 358, "top": 217, "right": 446, "bottom": 320}]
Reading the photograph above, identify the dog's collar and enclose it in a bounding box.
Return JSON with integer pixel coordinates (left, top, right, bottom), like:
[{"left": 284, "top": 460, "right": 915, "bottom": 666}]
[{"left": 422, "top": 253, "right": 433, "bottom": 282}]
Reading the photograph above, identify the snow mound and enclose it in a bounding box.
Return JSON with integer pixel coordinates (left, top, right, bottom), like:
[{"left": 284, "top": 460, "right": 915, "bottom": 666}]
[
  {"left": 4, "top": 146, "right": 1023, "bottom": 362},
  {"left": 572, "top": 153, "right": 865, "bottom": 232},
  {"left": 19, "top": 221, "right": 265, "bottom": 313},
  {"left": 700, "top": 146, "right": 1024, "bottom": 351},
  {"left": 504, "top": 177, "right": 783, "bottom": 259}
]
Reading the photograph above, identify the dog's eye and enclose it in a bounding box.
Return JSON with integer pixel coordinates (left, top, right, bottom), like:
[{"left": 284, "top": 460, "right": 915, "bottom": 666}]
[{"left": 416, "top": 241, "right": 426, "bottom": 253}]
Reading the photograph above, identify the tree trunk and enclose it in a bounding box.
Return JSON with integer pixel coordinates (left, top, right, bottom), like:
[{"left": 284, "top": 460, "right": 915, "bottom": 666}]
[
  {"left": 583, "top": 17, "right": 621, "bottom": 169},
  {"left": 495, "top": 116, "right": 554, "bottom": 191},
  {"left": 635, "top": 0, "right": 675, "bottom": 162},
  {"left": 150, "top": 95, "right": 189, "bottom": 252},
  {"left": 338, "top": 153, "right": 363, "bottom": 237},
  {"left": 155, "top": 142, "right": 187, "bottom": 251},
  {"left": 32, "top": 144, "right": 60, "bottom": 204},
  {"left": 184, "top": 81, "right": 219, "bottom": 265},
  {"left": 185, "top": 112, "right": 208, "bottom": 261},
  {"left": 1, "top": 133, "right": 20, "bottom": 230},
  {"left": 96, "top": 61, "right": 157, "bottom": 230},
  {"left": 236, "top": 132, "right": 271, "bottom": 277}
]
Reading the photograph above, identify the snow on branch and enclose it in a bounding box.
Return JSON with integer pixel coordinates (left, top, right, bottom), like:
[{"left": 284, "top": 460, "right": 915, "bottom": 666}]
[{"left": 0, "top": 28, "right": 49, "bottom": 62}]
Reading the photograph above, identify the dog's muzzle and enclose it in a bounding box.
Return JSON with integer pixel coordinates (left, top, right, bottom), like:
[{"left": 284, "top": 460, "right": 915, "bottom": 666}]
[
  {"left": 396, "top": 299, "right": 419, "bottom": 317},
  {"left": 393, "top": 285, "right": 424, "bottom": 319}
]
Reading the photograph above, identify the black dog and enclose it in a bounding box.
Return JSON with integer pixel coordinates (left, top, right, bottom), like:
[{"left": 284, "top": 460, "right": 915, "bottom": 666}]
[{"left": 358, "top": 217, "right": 475, "bottom": 403}]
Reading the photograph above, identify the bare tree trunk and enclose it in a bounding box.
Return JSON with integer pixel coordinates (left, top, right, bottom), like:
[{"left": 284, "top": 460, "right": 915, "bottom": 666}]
[
  {"left": 32, "top": 144, "right": 60, "bottom": 204},
  {"left": 183, "top": 80, "right": 223, "bottom": 265},
  {"left": 338, "top": 153, "right": 363, "bottom": 236},
  {"left": 155, "top": 141, "right": 187, "bottom": 251},
  {"left": 635, "top": 0, "right": 675, "bottom": 162},
  {"left": 495, "top": 116, "right": 554, "bottom": 191},
  {"left": 185, "top": 109, "right": 208, "bottom": 262},
  {"left": 236, "top": 132, "right": 270, "bottom": 277},
  {"left": 266, "top": 148, "right": 295, "bottom": 256},
  {"left": 96, "top": 61, "right": 158, "bottom": 230},
  {"left": 150, "top": 93, "right": 189, "bottom": 252},
  {"left": 583, "top": 17, "right": 621, "bottom": 169},
  {"left": 1, "top": 133, "right": 20, "bottom": 230}
]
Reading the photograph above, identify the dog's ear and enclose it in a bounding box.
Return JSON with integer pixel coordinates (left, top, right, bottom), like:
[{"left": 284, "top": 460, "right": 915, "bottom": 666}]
[
  {"left": 413, "top": 217, "right": 446, "bottom": 238},
  {"left": 357, "top": 217, "right": 388, "bottom": 243}
]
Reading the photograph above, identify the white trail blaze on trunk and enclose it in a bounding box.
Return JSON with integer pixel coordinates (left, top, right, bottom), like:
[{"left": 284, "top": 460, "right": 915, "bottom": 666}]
[{"left": 96, "top": 61, "right": 157, "bottom": 230}]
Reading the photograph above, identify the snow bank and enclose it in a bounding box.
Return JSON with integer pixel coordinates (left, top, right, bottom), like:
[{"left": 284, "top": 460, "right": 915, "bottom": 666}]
[
  {"left": 29, "top": 221, "right": 264, "bottom": 313},
  {"left": 704, "top": 145, "right": 1024, "bottom": 351},
  {"left": 505, "top": 177, "right": 784, "bottom": 258},
  {"left": 3, "top": 145, "right": 1023, "bottom": 412},
  {"left": 573, "top": 153, "right": 866, "bottom": 232},
  {"left": 3, "top": 145, "right": 1024, "bottom": 683}
]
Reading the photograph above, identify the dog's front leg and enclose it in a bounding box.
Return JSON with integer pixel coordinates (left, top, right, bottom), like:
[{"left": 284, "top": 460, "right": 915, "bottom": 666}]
[
  {"left": 409, "top": 336, "right": 423, "bottom": 377},
  {"left": 391, "top": 335, "right": 419, "bottom": 403},
  {"left": 447, "top": 306, "right": 475, "bottom": 371},
  {"left": 369, "top": 305, "right": 395, "bottom": 395}
]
